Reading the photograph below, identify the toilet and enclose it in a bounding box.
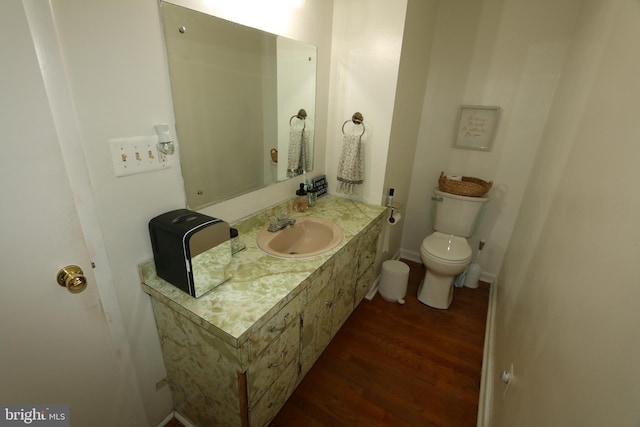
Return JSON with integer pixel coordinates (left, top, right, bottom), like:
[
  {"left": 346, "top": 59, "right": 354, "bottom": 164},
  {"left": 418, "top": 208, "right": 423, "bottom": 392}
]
[{"left": 417, "top": 189, "right": 488, "bottom": 309}]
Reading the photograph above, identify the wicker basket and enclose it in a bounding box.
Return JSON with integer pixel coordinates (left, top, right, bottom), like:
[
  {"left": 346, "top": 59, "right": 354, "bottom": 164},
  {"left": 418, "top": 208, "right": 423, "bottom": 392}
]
[{"left": 438, "top": 172, "right": 492, "bottom": 197}]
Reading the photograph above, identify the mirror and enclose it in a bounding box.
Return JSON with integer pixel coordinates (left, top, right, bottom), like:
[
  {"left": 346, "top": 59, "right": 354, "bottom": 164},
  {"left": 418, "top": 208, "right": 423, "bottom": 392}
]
[{"left": 160, "top": 2, "right": 316, "bottom": 210}]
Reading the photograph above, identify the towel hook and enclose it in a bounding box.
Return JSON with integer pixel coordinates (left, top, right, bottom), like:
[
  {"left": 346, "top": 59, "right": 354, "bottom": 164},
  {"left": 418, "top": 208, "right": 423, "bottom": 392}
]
[
  {"left": 290, "top": 108, "right": 307, "bottom": 126},
  {"left": 342, "top": 112, "right": 365, "bottom": 136}
]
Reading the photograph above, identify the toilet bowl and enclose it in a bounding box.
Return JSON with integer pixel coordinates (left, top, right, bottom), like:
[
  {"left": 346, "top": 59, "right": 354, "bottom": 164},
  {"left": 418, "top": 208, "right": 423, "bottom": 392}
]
[
  {"left": 418, "top": 232, "right": 472, "bottom": 309},
  {"left": 417, "top": 188, "right": 488, "bottom": 309}
]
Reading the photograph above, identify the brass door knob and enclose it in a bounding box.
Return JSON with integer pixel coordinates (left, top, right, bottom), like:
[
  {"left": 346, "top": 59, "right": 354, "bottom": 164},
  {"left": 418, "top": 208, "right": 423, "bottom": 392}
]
[{"left": 56, "top": 265, "right": 87, "bottom": 294}]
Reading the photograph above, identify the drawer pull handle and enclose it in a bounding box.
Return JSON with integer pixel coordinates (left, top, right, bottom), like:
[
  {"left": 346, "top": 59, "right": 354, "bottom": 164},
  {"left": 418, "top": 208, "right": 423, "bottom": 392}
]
[
  {"left": 268, "top": 350, "right": 286, "bottom": 368},
  {"left": 269, "top": 313, "right": 290, "bottom": 333}
]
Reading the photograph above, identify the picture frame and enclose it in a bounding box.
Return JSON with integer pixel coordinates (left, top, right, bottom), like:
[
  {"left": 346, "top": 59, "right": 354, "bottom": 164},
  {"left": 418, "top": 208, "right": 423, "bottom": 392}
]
[{"left": 454, "top": 105, "right": 500, "bottom": 151}]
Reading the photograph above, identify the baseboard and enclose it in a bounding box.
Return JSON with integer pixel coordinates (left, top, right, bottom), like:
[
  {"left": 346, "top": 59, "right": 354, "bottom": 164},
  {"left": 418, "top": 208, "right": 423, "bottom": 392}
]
[
  {"left": 157, "top": 411, "right": 195, "bottom": 427},
  {"left": 365, "top": 250, "right": 403, "bottom": 301},
  {"left": 477, "top": 277, "right": 497, "bottom": 427},
  {"left": 399, "top": 248, "right": 421, "bottom": 263},
  {"left": 157, "top": 412, "right": 174, "bottom": 427},
  {"left": 364, "top": 274, "right": 381, "bottom": 300},
  {"left": 480, "top": 271, "right": 496, "bottom": 285},
  {"left": 174, "top": 412, "right": 195, "bottom": 427}
]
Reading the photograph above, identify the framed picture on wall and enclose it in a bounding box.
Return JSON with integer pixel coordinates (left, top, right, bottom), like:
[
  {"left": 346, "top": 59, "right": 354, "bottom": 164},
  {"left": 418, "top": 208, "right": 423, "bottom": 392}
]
[{"left": 454, "top": 105, "right": 500, "bottom": 151}]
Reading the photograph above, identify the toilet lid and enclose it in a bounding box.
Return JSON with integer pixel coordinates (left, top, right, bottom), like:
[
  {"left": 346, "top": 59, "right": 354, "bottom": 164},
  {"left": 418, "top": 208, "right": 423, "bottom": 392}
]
[{"left": 422, "top": 232, "right": 471, "bottom": 262}]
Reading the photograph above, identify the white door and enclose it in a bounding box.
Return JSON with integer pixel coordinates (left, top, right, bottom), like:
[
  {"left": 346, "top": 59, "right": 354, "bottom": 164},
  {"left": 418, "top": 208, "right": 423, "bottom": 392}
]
[{"left": 0, "top": 2, "right": 139, "bottom": 426}]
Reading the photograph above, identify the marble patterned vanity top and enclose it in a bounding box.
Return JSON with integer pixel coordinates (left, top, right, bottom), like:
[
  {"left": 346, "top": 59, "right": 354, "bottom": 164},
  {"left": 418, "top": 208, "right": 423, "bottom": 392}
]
[{"left": 139, "top": 195, "right": 385, "bottom": 348}]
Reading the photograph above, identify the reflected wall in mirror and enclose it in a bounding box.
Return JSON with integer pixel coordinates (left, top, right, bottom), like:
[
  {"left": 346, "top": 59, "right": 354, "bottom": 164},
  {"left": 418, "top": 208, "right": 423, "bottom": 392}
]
[{"left": 160, "top": 2, "right": 316, "bottom": 210}]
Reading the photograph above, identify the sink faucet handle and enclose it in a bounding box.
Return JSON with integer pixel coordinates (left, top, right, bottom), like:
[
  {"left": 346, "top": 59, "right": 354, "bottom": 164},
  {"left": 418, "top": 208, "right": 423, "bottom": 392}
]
[
  {"left": 269, "top": 216, "right": 278, "bottom": 227},
  {"left": 278, "top": 210, "right": 289, "bottom": 220}
]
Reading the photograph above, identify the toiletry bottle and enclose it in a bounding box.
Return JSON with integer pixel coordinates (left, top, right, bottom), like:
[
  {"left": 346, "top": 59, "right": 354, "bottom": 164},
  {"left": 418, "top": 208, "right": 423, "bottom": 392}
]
[
  {"left": 386, "top": 188, "right": 395, "bottom": 207},
  {"left": 306, "top": 180, "right": 317, "bottom": 207},
  {"left": 294, "top": 183, "right": 308, "bottom": 212}
]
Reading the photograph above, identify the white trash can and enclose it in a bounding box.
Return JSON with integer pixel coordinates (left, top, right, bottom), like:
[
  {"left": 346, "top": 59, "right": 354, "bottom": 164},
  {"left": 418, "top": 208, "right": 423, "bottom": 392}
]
[{"left": 379, "top": 260, "right": 410, "bottom": 304}]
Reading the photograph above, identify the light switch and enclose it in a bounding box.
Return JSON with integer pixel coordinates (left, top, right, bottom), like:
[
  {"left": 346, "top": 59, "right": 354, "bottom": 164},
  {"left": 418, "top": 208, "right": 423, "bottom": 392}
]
[{"left": 108, "top": 136, "right": 171, "bottom": 177}]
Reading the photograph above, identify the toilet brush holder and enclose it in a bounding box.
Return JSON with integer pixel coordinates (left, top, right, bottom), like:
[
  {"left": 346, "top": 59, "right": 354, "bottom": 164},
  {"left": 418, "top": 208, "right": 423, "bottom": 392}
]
[
  {"left": 464, "top": 263, "right": 481, "bottom": 289},
  {"left": 464, "top": 240, "right": 485, "bottom": 289}
]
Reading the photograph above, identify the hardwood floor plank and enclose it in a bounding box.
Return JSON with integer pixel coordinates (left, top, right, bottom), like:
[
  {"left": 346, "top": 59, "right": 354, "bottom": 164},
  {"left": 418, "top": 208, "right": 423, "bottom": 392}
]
[{"left": 271, "top": 259, "right": 490, "bottom": 427}]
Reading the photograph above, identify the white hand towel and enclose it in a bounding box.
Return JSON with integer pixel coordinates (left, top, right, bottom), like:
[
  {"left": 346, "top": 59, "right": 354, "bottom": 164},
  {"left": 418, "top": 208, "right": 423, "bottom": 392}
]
[{"left": 337, "top": 133, "right": 364, "bottom": 194}]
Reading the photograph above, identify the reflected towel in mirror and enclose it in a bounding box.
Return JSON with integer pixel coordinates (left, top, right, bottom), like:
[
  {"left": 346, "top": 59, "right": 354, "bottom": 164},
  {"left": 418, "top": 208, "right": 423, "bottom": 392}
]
[{"left": 287, "top": 128, "right": 309, "bottom": 177}]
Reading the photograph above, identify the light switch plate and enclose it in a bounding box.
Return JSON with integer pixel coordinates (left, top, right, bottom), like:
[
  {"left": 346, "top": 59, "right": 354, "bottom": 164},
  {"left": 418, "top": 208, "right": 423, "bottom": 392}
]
[{"left": 108, "top": 136, "right": 170, "bottom": 177}]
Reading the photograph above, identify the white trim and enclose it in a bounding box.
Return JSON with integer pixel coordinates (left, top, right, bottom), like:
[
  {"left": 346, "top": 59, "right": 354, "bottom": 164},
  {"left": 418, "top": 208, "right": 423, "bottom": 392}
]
[
  {"left": 365, "top": 276, "right": 381, "bottom": 301},
  {"left": 157, "top": 412, "right": 175, "bottom": 427},
  {"left": 480, "top": 271, "right": 496, "bottom": 285},
  {"left": 157, "top": 411, "right": 197, "bottom": 427},
  {"left": 399, "top": 248, "right": 421, "bottom": 263},
  {"left": 175, "top": 412, "right": 196, "bottom": 427},
  {"left": 365, "top": 250, "right": 403, "bottom": 300},
  {"left": 23, "top": 1, "right": 148, "bottom": 425},
  {"left": 477, "top": 276, "right": 497, "bottom": 427}
]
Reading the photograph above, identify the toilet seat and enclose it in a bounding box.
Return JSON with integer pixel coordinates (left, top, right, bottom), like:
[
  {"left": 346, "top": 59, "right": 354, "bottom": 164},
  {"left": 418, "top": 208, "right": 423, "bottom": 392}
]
[{"left": 421, "top": 232, "right": 471, "bottom": 264}]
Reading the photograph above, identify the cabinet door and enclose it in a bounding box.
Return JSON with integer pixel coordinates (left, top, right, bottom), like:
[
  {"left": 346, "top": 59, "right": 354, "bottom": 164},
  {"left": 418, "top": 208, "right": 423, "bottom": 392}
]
[
  {"left": 355, "top": 264, "right": 375, "bottom": 305},
  {"left": 249, "top": 359, "right": 299, "bottom": 427},
  {"left": 247, "top": 321, "right": 300, "bottom": 406},
  {"left": 358, "top": 219, "right": 382, "bottom": 278},
  {"left": 300, "top": 280, "right": 334, "bottom": 376},
  {"left": 331, "top": 248, "right": 357, "bottom": 337}
]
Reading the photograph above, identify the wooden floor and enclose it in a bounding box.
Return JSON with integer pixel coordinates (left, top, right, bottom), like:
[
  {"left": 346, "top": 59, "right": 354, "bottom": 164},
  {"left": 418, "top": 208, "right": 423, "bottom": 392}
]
[
  {"left": 165, "top": 259, "right": 490, "bottom": 427},
  {"left": 271, "top": 259, "right": 490, "bottom": 427}
]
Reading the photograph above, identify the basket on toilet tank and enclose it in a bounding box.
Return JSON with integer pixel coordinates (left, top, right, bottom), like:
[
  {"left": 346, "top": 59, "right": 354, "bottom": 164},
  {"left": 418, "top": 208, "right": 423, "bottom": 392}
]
[{"left": 438, "top": 172, "right": 492, "bottom": 197}]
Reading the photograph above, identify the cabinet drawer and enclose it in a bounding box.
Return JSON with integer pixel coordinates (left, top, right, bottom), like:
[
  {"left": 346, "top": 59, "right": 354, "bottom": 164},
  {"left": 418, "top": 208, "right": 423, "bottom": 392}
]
[
  {"left": 247, "top": 320, "right": 299, "bottom": 406},
  {"left": 249, "top": 359, "right": 298, "bottom": 427},
  {"left": 248, "top": 292, "right": 303, "bottom": 360},
  {"left": 306, "top": 262, "right": 333, "bottom": 303}
]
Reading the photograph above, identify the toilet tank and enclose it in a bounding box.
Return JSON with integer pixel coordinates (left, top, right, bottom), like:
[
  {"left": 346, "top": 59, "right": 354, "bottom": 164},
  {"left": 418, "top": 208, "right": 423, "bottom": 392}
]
[{"left": 432, "top": 189, "right": 488, "bottom": 237}]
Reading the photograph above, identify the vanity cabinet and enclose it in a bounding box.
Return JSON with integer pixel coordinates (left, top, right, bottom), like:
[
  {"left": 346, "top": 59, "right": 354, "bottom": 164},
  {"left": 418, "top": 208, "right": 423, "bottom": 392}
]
[
  {"left": 141, "top": 197, "right": 385, "bottom": 427},
  {"left": 300, "top": 216, "right": 383, "bottom": 375}
]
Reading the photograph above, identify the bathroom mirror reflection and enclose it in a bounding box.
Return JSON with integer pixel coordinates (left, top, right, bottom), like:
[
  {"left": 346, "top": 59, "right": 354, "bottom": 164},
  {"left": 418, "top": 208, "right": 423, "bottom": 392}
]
[{"left": 160, "top": 2, "right": 317, "bottom": 209}]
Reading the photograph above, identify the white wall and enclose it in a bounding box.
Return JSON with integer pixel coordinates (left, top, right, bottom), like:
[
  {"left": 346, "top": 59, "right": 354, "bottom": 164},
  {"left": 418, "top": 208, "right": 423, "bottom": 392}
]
[
  {"left": 401, "top": 0, "right": 582, "bottom": 279},
  {"left": 46, "top": 0, "right": 334, "bottom": 424},
  {"left": 381, "top": 0, "right": 439, "bottom": 259},
  {"left": 491, "top": 0, "right": 640, "bottom": 424},
  {"left": 325, "top": 0, "right": 408, "bottom": 206}
]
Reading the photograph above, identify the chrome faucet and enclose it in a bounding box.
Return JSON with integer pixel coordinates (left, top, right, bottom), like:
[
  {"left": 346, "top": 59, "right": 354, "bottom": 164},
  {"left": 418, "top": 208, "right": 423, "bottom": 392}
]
[{"left": 268, "top": 215, "right": 296, "bottom": 232}]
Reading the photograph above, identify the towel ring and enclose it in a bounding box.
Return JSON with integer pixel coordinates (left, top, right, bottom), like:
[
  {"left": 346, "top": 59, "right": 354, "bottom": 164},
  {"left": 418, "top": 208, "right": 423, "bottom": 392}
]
[
  {"left": 342, "top": 112, "right": 365, "bottom": 136},
  {"left": 290, "top": 108, "right": 307, "bottom": 130}
]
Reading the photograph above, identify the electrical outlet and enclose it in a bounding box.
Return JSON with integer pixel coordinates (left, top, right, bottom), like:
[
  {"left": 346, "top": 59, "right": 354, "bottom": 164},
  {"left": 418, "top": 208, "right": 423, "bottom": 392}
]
[{"left": 109, "top": 135, "right": 171, "bottom": 177}]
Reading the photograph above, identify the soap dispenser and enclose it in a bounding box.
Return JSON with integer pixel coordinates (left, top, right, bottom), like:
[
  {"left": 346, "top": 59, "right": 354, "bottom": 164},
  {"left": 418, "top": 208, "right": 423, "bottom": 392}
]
[
  {"left": 306, "top": 179, "right": 317, "bottom": 207},
  {"left": 293, "top": 183, "right": 308, "bottom": 212}
]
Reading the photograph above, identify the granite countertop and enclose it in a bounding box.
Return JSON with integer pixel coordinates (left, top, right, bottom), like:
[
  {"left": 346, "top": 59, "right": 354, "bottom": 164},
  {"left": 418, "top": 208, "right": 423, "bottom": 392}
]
[{"left": 139, "top": 195, "right": 385, "bottom": 348}]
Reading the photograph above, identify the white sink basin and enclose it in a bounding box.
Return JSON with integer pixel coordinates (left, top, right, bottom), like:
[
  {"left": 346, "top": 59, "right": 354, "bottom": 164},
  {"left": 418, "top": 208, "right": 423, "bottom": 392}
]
[{"left": 256, "top": 216, "right": 343, "bottom": 259}]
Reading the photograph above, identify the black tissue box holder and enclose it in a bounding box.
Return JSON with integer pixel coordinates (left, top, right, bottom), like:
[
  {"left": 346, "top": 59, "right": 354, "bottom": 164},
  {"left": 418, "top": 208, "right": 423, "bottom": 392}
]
[{"left": 149, "top": 209, "right": 231, "bottom": 298}]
